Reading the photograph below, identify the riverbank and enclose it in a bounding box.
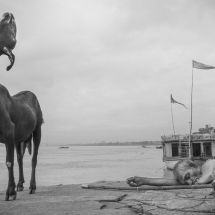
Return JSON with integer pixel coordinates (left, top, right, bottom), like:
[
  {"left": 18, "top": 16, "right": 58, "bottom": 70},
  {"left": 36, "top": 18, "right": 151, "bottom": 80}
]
[{"left": 0, "top": 181, "right": 214, "bottom": 215}]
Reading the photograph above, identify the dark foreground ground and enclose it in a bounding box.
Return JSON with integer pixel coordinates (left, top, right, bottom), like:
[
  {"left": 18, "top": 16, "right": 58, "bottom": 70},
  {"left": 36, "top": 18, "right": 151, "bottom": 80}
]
[{"left": 0, "top": 181, "right": 215, "bottom": 215}]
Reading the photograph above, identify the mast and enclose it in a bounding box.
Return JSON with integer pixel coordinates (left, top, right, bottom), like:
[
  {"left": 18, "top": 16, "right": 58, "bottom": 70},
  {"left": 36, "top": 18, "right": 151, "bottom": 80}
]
[
  {"left": 170, "top": 95, "right": 175, "bottom": 135},
  {"left": 189, "top": 66, "right": 194, "bottom": 159}
]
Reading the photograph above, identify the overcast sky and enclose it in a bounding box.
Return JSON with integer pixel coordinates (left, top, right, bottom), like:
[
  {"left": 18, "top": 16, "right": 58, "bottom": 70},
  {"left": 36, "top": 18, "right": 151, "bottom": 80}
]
[{"left": 0, "top": 0, "right": 215, "bottom": 145}]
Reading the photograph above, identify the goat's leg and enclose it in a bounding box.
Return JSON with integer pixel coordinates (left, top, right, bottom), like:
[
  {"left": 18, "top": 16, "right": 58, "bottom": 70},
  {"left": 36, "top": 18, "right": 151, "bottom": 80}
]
[
  {"left": 5, "top": 134, "right": 16, "bottom": 201},
  {"left": 15, "top": 143, "right": 25, "bottom": 191},
  {"left": 29, "top": 127, "right": 41, "bottom": 194}
]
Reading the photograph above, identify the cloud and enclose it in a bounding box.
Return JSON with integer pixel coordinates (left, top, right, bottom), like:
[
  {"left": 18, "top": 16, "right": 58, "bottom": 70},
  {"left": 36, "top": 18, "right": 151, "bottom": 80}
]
[{"left": 0, "top": 0, "right": 215, "bottom": 144}]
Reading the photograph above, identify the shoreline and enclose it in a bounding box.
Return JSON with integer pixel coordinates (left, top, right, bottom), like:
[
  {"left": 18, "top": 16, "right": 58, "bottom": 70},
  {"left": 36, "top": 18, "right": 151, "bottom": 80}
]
[{"left": 0, "top": 181, "right": 214, "bottom": 215}]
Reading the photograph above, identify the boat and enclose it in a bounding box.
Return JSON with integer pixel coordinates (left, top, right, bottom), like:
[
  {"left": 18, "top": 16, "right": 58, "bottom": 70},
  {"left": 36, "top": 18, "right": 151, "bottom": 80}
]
[
  {"left": 156, "top": 146, "right": 162, "bottom": 149},
  {"left": 58, "top": 146, "right": 69, "bottom": 149},
  {"left": 161, "top": 125, "right": 215, "bottom": 169}
]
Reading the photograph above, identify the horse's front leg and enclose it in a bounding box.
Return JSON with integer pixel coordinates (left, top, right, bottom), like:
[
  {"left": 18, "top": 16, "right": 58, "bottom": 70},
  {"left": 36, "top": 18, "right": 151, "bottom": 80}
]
[{"left": 5, "top": 139, "right": 16, "bottom": 201}]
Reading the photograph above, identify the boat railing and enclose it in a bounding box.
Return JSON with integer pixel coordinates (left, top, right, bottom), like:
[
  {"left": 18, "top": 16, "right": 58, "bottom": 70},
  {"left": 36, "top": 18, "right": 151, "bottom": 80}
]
[{"left": 161, "top": 134, "right": 215, "bottom": 141}]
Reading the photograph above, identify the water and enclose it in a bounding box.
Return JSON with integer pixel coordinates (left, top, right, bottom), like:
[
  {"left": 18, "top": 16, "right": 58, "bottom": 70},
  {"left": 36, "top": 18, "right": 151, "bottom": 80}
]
[{"left": 0, "top": 145, "right": 169, "bottom": 191}]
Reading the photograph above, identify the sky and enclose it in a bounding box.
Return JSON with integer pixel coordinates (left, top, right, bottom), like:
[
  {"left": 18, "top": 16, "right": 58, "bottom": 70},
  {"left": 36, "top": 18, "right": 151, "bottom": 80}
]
[{"left": 0, "top": 0, "right": 215, "bottom": 145}]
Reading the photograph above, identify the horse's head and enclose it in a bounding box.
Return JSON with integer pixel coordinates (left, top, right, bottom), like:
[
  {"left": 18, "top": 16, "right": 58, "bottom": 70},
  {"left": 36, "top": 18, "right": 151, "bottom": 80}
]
[{"left": 0, "top": 12, "right": 17, "bottom": 71}]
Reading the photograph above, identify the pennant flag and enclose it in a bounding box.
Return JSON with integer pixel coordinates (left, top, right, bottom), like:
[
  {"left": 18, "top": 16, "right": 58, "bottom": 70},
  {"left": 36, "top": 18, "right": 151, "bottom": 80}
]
[
  {"left": 193, "top": 60, "right": 215, "bottom": 70},
  {"left": 171, "top": 94, "right": 189, "bottom": 109}
]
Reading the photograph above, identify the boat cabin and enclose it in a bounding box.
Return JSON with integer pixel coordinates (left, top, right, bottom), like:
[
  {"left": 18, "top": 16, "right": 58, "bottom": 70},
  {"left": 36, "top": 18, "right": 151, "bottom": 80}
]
[{"left": 161, "top": 125, "right": 215, "bottom": 168}]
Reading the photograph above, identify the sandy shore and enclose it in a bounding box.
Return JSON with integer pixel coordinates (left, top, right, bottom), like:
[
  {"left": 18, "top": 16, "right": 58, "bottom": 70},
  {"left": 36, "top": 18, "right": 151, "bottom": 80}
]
[{"left": 0, "top": 181, "right": 214, "bottom": 215}]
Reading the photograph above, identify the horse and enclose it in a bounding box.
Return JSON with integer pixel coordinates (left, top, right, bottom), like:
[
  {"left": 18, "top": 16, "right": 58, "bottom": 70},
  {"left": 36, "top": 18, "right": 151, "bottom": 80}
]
[{"left": 0, "top": 84, "right": 43, "bottom": 201}]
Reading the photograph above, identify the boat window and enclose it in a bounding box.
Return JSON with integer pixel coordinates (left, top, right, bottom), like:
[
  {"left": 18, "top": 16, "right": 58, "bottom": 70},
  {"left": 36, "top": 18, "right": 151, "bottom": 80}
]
[
  {"left": 203, "top": 142, "right": 212, "bottom": 156},
  {"left": 192, "top": 143, "right": 201, "bottom": 157},
  {"left": 172, "top": 143, "right": 178, "bottom": 157},
  {"left": 179, "top": 143, "right": 189, "bottom": 157}
]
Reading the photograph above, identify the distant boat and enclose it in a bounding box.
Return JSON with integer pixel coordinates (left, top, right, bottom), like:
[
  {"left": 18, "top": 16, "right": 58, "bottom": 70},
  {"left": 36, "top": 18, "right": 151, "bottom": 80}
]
[
  {"left": 156, "top": 146, "right": 162, "bottom": 149},
  {"left": 59, "top": 146, "right": 69, "bottom": 149}
]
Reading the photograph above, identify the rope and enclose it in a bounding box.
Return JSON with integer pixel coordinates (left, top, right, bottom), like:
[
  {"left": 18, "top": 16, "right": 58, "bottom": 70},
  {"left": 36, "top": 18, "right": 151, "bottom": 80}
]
[{"left": 126, "top": 148, "right": 151, "bottom": 162}]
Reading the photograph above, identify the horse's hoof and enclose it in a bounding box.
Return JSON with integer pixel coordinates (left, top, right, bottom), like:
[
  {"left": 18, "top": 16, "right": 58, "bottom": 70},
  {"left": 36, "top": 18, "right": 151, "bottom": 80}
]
[
  {"left": 10, "top": 193, "right": 17, "bottom": 200},
  {"left": 29, "top": 189, "right": 35, "bottom": 194},
  {"left": 5, "top": 192, "right": 17, "bottom": 201},
  {"left": 17, "top": 187, "right": 24, "bottom": 192}
]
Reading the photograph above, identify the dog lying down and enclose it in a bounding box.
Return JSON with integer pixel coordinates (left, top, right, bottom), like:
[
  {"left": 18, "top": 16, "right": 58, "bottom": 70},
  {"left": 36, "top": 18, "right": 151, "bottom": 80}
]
[{"left": 126, "top": 159, "right": 215, "bottom": 191}]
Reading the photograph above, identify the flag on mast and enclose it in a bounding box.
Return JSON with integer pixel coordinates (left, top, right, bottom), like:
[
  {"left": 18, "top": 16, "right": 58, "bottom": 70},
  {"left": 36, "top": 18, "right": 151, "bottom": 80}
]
[
  {"left": 193, "top": 60, "right": 215, "bottom": 70},
  {"left": 171, "top": 94, "right": 189, "bottom": 109}
]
